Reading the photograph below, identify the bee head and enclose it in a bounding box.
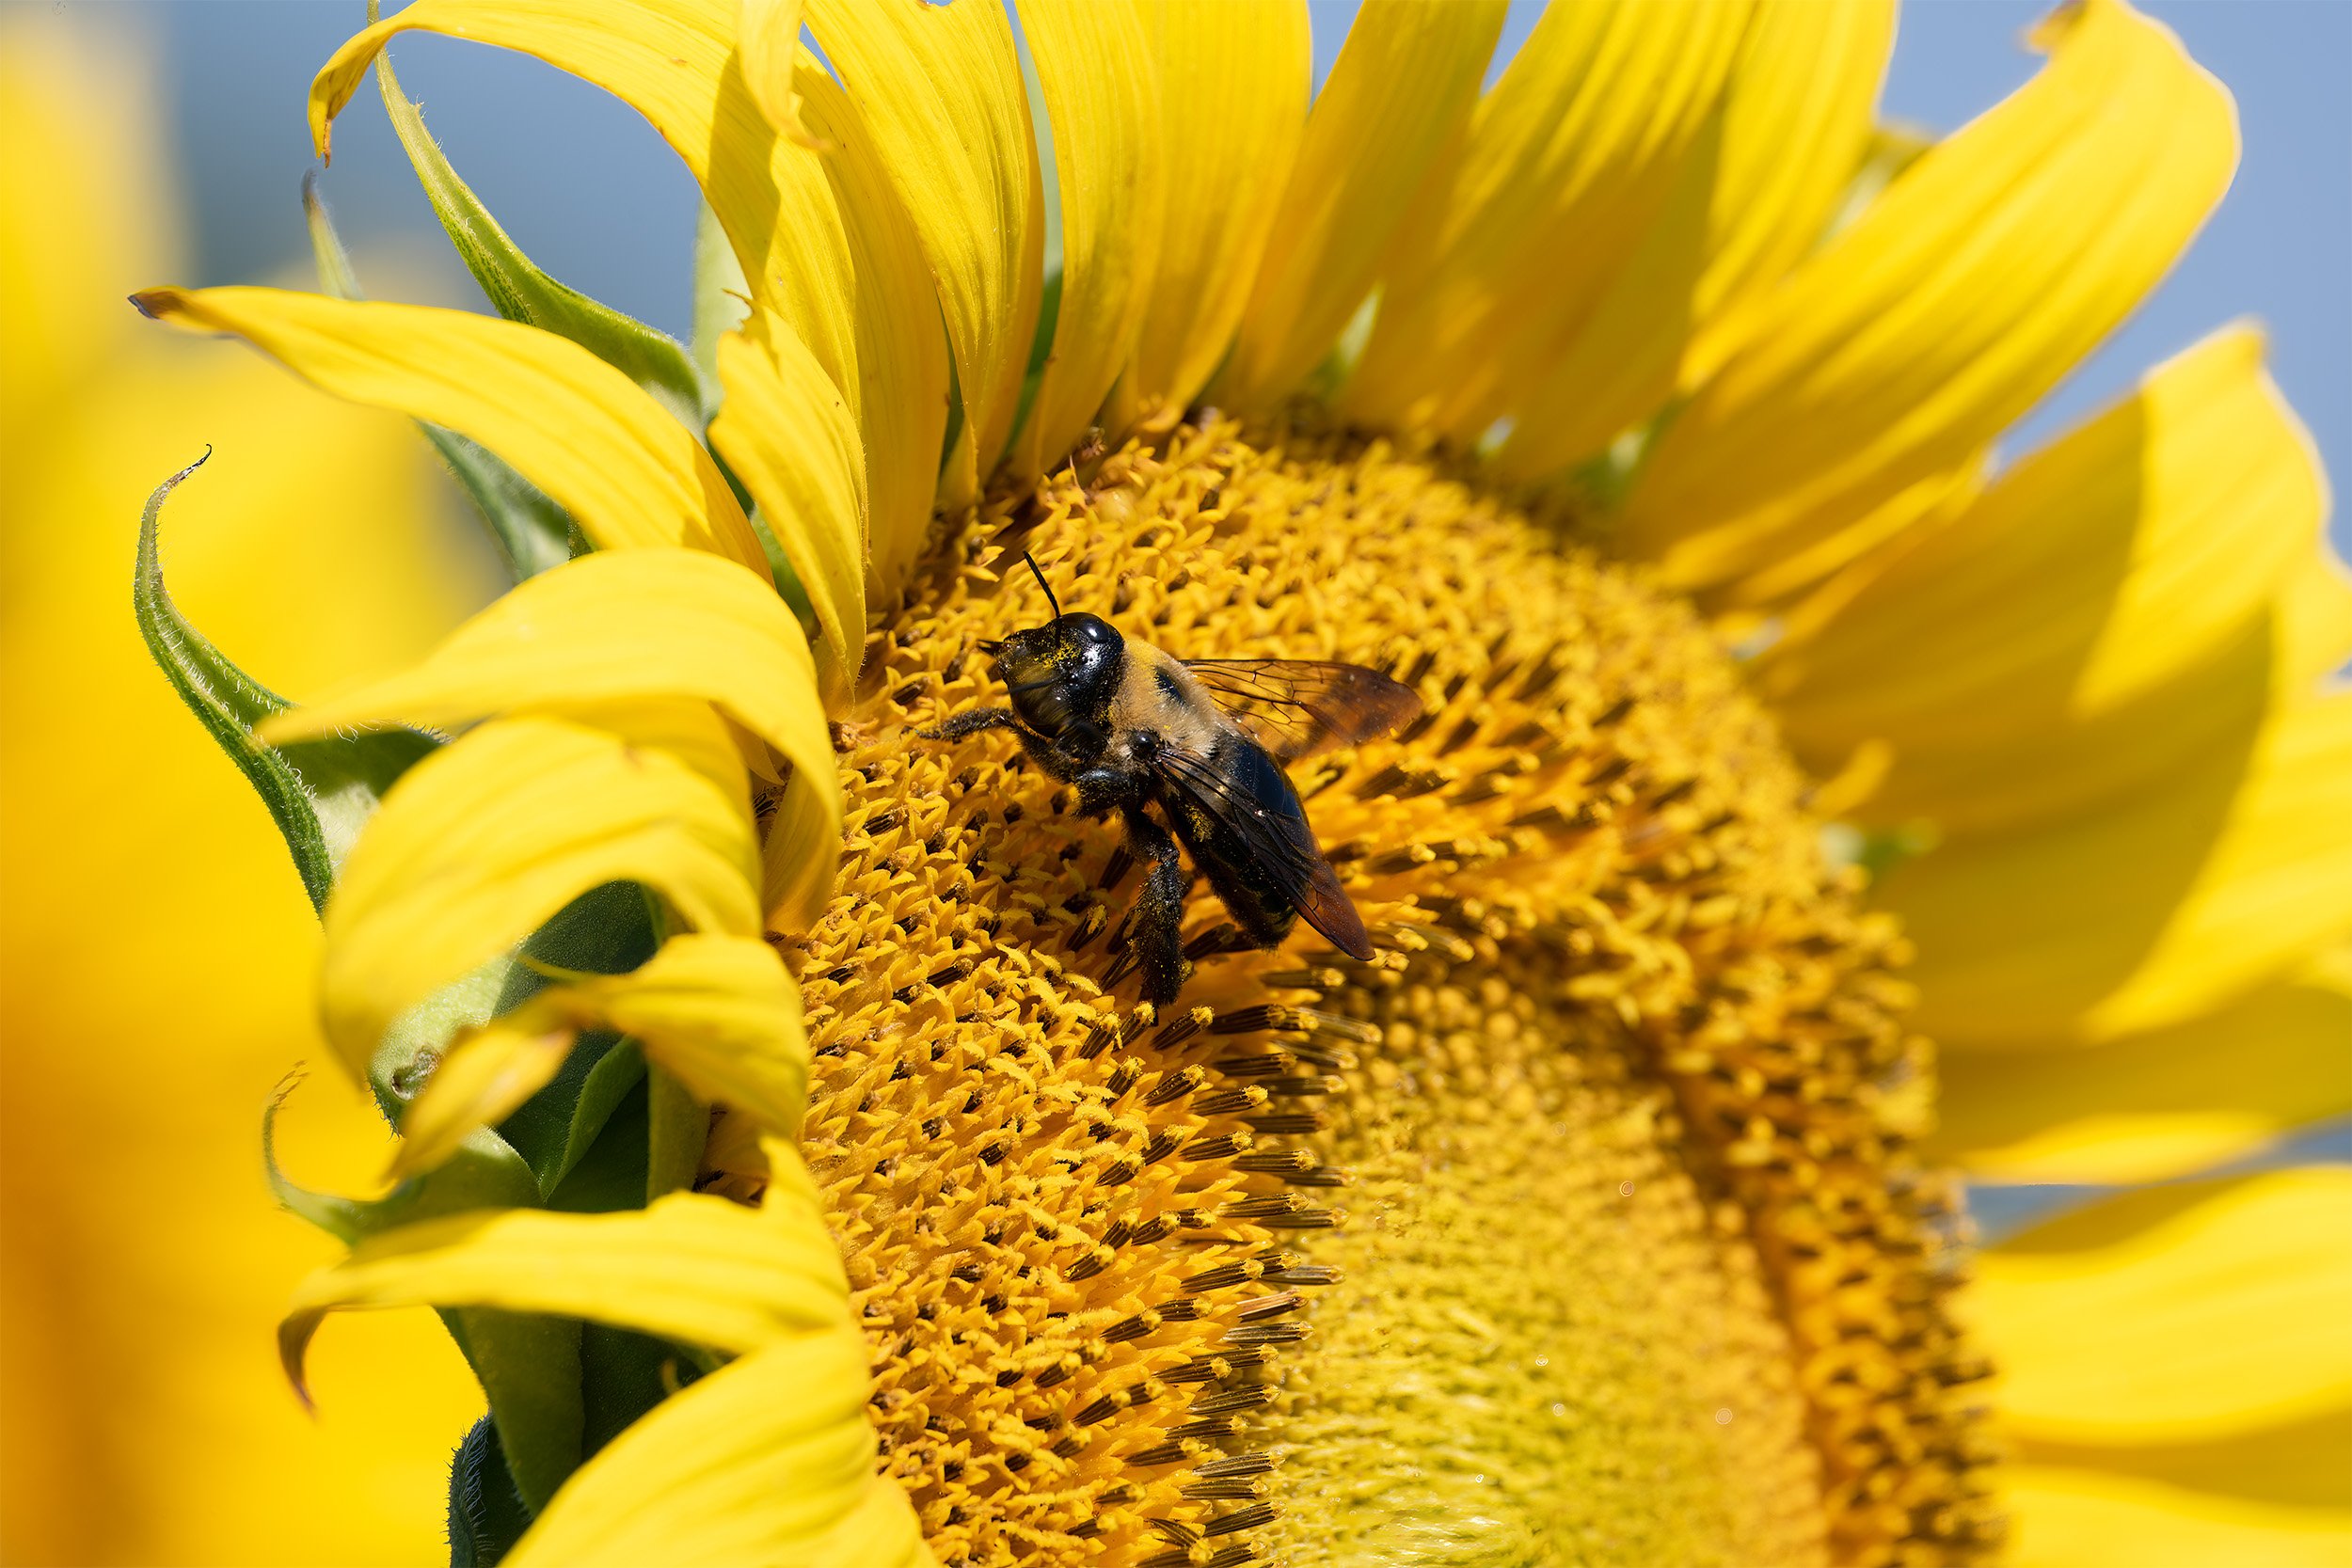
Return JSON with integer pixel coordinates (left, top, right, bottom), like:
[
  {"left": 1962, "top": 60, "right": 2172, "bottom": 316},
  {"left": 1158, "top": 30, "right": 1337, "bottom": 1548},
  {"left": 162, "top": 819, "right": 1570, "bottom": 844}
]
[{"left": 991, "top": 611, "right": 1123, "bottom": 745}]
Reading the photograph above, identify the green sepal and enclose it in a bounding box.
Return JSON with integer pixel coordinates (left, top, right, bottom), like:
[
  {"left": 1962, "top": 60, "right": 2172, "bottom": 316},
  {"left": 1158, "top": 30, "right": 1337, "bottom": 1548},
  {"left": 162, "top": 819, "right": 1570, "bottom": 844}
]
[
  {"left": 135, "top": 454, "right": 438, "bottom": 914},
  {"left": 447, "top": 1414, "right": 532, "bottom": 1568},
  {"left": 496, "top": 1035, "right": 645, "bottom": 1201},
  {"left": 644, "top": 1063, "right": 709, "bottom": 1202},
  {"left": 579, "top": 1323, "right": 702, "bottom": 1459},
  {"left": 373, "top": 47, "right": 707, "bottom": 427},
  {"left": 439, "top": 1307, "right": 586, "bottom": 1516},
  {"left": 546, "top": 1075, "right": 655, "bottom": 1214},
  {"left": 488, "top": 880, "right": 661, "bottom": 1196},
  {"left": 303, "top": 174, "right": 572, "bottom": 582}
]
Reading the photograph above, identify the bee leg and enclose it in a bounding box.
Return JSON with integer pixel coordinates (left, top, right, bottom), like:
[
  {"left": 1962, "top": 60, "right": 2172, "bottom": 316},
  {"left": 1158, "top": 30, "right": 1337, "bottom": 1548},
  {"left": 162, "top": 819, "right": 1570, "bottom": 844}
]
[
  {"left": 1121, "top": 807, "right": 1193, "bottom": 1006},
  {"left": 917, "top": 706, "right": 1024, "bottom": 742},
  {"left": 921, "top": 707, "right": 1080, "bottom": 783},
  {"left": 1072, "top": 767, "right": 1132, "bottom": 819}
]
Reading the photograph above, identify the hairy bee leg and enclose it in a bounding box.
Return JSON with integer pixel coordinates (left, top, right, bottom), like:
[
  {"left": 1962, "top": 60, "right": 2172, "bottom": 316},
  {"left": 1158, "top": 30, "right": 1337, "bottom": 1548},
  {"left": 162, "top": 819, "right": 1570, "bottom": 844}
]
[
  {"left": 1072, "top": 767, "right": 1130, "bottom": 819},
  {"left": 920, "top": 706, "right": 1080, "bottom": 781},
  {"left": 917, "top": 706, "right": 1024, "bottom": 742},
  {"left": 1121, "top": 807, "right": 1193, "bottom": 1005}
]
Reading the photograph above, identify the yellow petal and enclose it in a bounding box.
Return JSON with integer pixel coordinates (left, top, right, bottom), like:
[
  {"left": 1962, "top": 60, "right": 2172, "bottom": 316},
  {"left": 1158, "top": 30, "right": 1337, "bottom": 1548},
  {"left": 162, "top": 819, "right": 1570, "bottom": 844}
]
[
  {"left": 1622, "top": 0, "right": 2238, "bottom": 597},
  {"left": 257, "top": 547, "right": 835, "bottom": 822},
  {"left": 309, "top": 0, "right": 773, "bottom": 284},
  {"left": 1215, "top": 0, "right": 1506, "bottom": 412},
  {"left": 555, "top": 934, "right": 813, "bottom": 1142},
  {"left": 708, "top": 326, "right": 868, "bottom": 705},
  {"left": 762, "top": 764, "right": 844, "bottom": 936},
  {"left": 1117, "top": 0, "right": 1311, "bottom": 420},
  {"left": 1341, "top": 0, "right": 1754, "bottom": 439},
  {"left": 392, "top": 933, "right": 812, "bottom": 1179},
  {"left": 388, "top": 1022, "right": 574, "bottom": 1182},
  {"left": 2013, "top": 1408, "right": 2352, "bottom": 1521},
  {"left": 1494, "top": 0, "right": 1895, "bottom": 478},
  {"left": 323, "top": 712, "right": 759, "bottom": 1073},
  {"left": 738, "top": 0, "right": 814, "bottom": 147},
  {"left": 804, "top": 0, "right": 1040, "bottom": 480},
  {"left": 132, "top": 285, "right": 767, "bottom": 574},
  {"left": 509, "top": 1328, "right": 930, "bottom": 1568},
  {"left": 2003, "top": 1465, "right": 2352, "bottom": 1568},
  {"left": 1933, "top": 949, "right": 2352, "bottom": 1183},
  {"left": 1972, "top": 1169, "right": 2352, "bottom": 1445},
  {"left": 1770, "top": 325, "right": 2320, "bottom": 730},
  {"left": 1889, "top": 689, "right": 2352, "bottom": 1045},
  {"left": 1763, "top": 325, "right": 2334, "bottom": 835},
  {"left": 280, "top": 1190, "right": 850, "bottom": 1390},
  {"left": 791, "top": 65, "right": 952, "bottom": 599},
  {"left": 311, "top": 4, "right": 943, "bottom": 595},
  {"left": 1009, "top": 0, "right": 1164, "bottom": 478}
]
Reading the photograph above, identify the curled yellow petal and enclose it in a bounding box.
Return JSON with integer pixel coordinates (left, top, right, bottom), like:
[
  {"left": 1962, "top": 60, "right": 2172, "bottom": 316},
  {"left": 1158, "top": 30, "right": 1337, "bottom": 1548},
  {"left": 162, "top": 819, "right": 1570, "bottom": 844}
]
[
  {"left": 762, "top": 764, "right": 843, "bottom": 936},
  {"left": 1009, "top": 0, "right": 1163, "bottom": 478},
  {"left": 1933, "top": 949, "right": 2352, "bottom": 1184},
  {"left": 1973, "top": 1170, "right": 2352, "bottom": 1445},
  {"left": 1765, "top": 325, "right": 2333, "bottom": 835},
  {"left": 1495, "top": 0, "right": 1895, "bottom": 478},
  {"left": 393, "top": 933, "right": 812, "bottom": 1180},
  {"left": 1216, "top": 0, "right": 1506, "bottom": 412},
  {"left": 258, "top": 547, "right": 835, "bottom": 810},
  {"left": 323, "top": 712, "right": 759, "bottom": 1072},
  {"left": 1118, "top": 0, "right": 1311, "bottom": 420},
  {"left": 508, "top": 1328, "right": 929, "bottom": 1568},
  {"left": 738, "top": 0, "right": 814, "bottom": 147},
  {"left": 310, "top": 0, "right": 732, "bottom": 167},
  {"left": 1623, "top": 0, "right": 2238, "bottom": 596},
  {"left": 790, "top": 65, "right": 952, "bottom": 599},
  {"left": 1889, "top": 689, "right": 2352, "bottom": 1045},
  {"left": 708, "top": 326, "right": 868, "bottom": 705},
  {"left": 550, "top": 934, "right": 812, "bottom": 1142},
  {"left": 309, "top": 0, "right": 779, "bottom": 288},
  {"left": 132, "top": 285, "right": 767, "bottom": 574},
  {"left": 279, "top": 1190, "right": 850, "bottom": 1394},
  {"left": 2003, "top": 1464, "right": 2352, "bottom": 1568},
  {"left": 805, "top": 0, "right": 1039, "bottom": 482},
  {"left": 388, "top": 1022, "right": 573, "bottom": 1182},
  {"left": 1342, "top": 0, "right": 1753, "bottom": 439}
]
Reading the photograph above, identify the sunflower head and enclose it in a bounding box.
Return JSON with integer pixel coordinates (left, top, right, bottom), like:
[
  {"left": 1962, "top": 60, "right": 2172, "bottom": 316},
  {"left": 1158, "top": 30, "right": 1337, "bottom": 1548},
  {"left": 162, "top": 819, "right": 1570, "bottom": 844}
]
[{"left": 760, "top": 419, "right": 1991, "bottom": 1564}]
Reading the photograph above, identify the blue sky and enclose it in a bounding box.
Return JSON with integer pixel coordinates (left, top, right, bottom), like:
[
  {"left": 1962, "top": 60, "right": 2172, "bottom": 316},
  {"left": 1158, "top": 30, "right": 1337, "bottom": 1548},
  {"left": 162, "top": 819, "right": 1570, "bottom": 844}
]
[{"left": 96, "top": 0, "right": 2352, "bottom": 553}]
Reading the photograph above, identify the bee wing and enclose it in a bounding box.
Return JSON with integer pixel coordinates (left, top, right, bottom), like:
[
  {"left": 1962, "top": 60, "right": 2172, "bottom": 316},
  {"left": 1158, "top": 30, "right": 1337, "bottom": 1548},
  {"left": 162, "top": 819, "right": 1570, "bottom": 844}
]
[
  {"left": 1153, "top": 738, "right": 1375, "bottom": 960},
  {"left": 1180, "top": 659, "right": 1422, "bottom": 764}
]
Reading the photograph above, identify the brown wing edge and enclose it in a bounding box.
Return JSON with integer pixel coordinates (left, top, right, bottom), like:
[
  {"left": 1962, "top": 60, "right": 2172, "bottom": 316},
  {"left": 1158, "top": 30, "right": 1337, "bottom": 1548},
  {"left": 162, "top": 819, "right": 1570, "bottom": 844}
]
[{"left": 1295, "top": 857, "right": 1375, "bottom": 960}]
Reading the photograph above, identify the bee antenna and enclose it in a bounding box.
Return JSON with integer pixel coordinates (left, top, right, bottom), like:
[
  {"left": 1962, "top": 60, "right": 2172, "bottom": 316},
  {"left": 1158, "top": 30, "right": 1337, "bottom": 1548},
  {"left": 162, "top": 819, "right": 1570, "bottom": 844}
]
[{"left": 1024, "top": 551, "right": 1063, "bottom": 624}]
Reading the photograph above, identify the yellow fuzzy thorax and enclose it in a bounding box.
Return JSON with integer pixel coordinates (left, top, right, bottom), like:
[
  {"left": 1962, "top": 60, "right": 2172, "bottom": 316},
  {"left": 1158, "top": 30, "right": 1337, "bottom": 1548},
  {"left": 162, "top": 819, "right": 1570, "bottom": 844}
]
[{"left": 727, "top": 419, "right": 1997, "bottom": 1567}]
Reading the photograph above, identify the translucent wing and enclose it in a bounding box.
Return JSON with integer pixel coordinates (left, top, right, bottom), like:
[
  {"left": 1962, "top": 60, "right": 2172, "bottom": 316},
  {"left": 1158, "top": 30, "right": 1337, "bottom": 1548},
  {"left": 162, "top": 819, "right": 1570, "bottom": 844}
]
[
  {"left": 1153, "top": 738, "right": 1374, "bottom": 960},
  {"left": 1180, "top": 658, "right": 1422, "bottom": 764}
]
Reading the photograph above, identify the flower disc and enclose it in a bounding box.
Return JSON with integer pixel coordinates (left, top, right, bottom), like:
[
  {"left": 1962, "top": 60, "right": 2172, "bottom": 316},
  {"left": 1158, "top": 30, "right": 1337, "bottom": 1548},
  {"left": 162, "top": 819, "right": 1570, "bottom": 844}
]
[{"left": 744, "top": 419, "right": 1994, "bottom": 1567}]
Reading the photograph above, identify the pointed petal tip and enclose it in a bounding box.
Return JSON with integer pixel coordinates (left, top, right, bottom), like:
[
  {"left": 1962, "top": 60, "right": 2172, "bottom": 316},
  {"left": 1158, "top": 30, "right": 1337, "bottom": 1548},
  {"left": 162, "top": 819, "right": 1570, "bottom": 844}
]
[{"left": 277, "top": 1310, "right": 324, "bottom": 1413}]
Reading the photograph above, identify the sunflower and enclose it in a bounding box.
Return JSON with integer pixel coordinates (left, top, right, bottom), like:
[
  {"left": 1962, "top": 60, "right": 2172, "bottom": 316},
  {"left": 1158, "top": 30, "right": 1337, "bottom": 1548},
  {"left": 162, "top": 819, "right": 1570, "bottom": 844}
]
[{"left": 126, "top": 1, "right": 2348, "bottom": 1566}]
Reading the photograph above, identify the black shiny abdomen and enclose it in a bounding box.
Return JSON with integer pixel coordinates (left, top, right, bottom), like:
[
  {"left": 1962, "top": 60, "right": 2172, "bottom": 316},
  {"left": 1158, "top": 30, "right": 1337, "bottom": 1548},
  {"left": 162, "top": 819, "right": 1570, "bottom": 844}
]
[{"left": 1157, "top": 736, "right": 1308, "bottom": 946}]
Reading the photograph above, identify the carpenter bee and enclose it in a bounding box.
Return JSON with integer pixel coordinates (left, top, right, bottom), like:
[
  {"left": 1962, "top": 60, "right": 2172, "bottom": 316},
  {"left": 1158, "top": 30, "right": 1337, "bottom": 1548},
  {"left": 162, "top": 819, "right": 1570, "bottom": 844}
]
[{"left": 923, "top": 557, "right": 1421, "bottom": 1004}]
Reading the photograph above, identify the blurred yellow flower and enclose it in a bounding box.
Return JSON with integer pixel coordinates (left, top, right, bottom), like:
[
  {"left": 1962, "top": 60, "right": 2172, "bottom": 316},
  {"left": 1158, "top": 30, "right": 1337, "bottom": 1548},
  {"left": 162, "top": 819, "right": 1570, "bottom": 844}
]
[
  {"left": 0, "top": 18, "right": 495, "bottom": 1566},
  {"left": 108, "top": 0, "right": 2352, "bottom": 1565}
]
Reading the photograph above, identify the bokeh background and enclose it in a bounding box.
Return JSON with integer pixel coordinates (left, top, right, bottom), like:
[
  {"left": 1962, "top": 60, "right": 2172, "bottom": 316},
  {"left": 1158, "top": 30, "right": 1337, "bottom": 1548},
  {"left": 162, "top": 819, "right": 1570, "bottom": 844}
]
[{"left": 1, "top": 2, "right": 2344, "bottom": 1564}]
